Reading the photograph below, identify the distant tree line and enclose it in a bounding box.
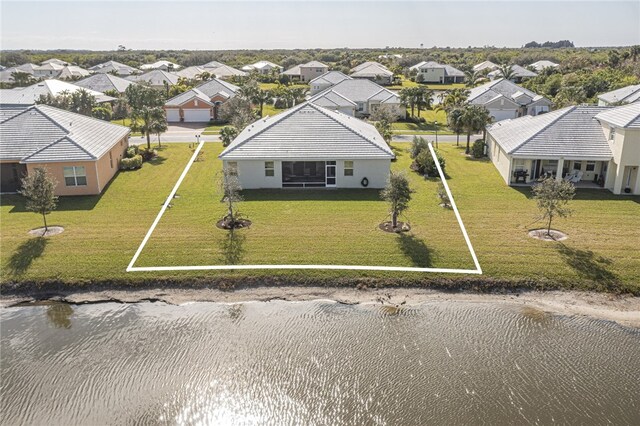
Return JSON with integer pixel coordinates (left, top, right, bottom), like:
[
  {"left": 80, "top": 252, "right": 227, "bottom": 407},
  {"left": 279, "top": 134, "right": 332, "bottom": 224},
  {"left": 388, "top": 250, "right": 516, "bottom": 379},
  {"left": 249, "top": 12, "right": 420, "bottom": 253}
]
[{"left": 524, "top": 40, "right": 575, "bottom": 49}]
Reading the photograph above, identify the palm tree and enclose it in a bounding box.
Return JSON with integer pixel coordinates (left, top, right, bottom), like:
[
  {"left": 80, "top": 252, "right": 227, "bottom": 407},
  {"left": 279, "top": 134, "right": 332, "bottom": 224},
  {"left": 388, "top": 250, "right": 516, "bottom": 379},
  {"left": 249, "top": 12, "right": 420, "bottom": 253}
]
[
  {"left": 446, "top": 107, "right": 465, "bottom": 146},
  {"left": 437, "top": 88, "right": 469, "bottom": 113},
  {"left": 10, "top": 71, "right": 36, "bottom": 87},
  {"left": 415, "top": 87, "right": 433, "bottom": 118},
  {"left": 238, "top": 79, "right": 260, "bottom": 102},
  {"left": 399, "top": 87, "right": 417, "bottom": 117},
  {"left": 196, "top": 71, "right": 212, "bottom": 81},
  {"left": 497, "top": 64, "right": 516, "bottom": 81},
  {"left": 289, "top": 87, "right": 307, "bottom": 106},
  {"left": 252, "top": 89, "right": 274, "bottom": 117},
  {"left": 464, "top": 70, "right": 486, "bottom": 88},
  {"left": 461, "top": 104, "right": 492, "bottom": 154}
]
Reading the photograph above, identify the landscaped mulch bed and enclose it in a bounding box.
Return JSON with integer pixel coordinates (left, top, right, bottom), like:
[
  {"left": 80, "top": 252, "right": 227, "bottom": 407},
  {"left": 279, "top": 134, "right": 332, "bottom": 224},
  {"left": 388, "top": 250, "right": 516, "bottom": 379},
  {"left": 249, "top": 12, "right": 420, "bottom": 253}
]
[
  {"left": 528, "top": 229, "right": 567, "bottom": 242},
  {"left": 215, "top": 219, "right": 252, "bottom": 230},
  {"left": 28, "top": 226, "right": 64, "bottom": 237},
  {"left": 379, "top": 221, "right": 411, "bottom": 233}
]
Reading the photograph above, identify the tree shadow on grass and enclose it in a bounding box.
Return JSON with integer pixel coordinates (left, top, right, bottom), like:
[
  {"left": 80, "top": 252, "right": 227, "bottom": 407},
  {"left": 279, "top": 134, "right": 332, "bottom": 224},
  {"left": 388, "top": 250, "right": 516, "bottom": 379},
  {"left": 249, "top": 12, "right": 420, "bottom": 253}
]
[
  {"left": 147, "top": 155, "right": 167, "bottom": 166},
  {"left": 396, "top": 233, "right": 432, "bottom": 268},
  {"left": 556, "top": 244, "right": 619, "bottom": 284},
  {"left": 218, "top": 229, "right": 246, "bottom": 265},
  {"left": 5, "top": 237, "right": 47, "bottom": 276}
]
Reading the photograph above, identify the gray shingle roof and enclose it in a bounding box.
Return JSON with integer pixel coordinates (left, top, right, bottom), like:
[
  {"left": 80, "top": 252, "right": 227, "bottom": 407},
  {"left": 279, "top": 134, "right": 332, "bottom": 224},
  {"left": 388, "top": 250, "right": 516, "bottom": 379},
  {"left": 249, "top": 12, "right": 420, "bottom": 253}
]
[
  {"left": 195, "top": 78, "right": 240, "bottom": 99},
  {"left": 0, "top": 105, "right": 130, "bottom": 162},
  {"left": 0, "top": 80, "right": 115, "bottom": 106},
  {"left": 164, "top": 88, "right": 214, "bottom": 107},
  {"left": 207, "top": 64, "right": 247, "bottom": 78},
  {"left": 219, "top": 102, "right": 394, "bottom": 161},
  {"left": 126, "top": 70, "right": 179, "bottom": 86},
  {"left": 468, "top": 78, "right": 550, "bottom": 107},
  {"left": 350, "top": 63, "right": 393, "bottom": 78},
  {"left": 311, "top": 90, "right": 356, "bottom": 108},
  {"left": 597, "top": 85, "right": 640, "bottom": 105},
  {"left": 75, "top": 73, "right": 136, "bottom": 94},
  {"left": 351, "top": 62, "right": 389, "bottom": 73},
  {"left": 487, "top": 106, "right": 613, "bottom": 159},
  {"left": 309, "top": 71, "right": 352, "bottom": 86},
  {"left": 595, "top": 102, "right": 640, "bottom": 128},
  {"left": 175, "top": 66, "right": 206, "bottom": 79},
  {"left": 410, "top": 61, "right": 465, "bottom": 77},
  {"left": 309, "top": 79, "right": 399, "bottom": 106}
]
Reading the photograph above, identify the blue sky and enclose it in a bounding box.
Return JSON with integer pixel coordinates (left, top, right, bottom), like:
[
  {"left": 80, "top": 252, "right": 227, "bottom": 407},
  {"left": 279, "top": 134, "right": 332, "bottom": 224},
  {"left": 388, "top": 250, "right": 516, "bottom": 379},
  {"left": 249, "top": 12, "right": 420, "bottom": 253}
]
[{"left": 1, "top": 1, "right": 638, "bottom": 50}]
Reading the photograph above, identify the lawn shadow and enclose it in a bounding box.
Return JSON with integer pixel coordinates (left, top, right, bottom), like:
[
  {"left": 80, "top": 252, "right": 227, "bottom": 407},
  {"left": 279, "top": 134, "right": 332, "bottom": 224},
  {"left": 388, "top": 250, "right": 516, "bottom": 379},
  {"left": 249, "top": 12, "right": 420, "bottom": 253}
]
[
  {"left": 556, "top": 244, "right": 619, "bottom": 284},
  {"left": 218, "top": 229, "right": 246, "bottom": 265},
  {"left": 147, "top": 155, "right": 167, "bottom": 166},
  {"left": 5, "top": 237, "right": 48, "bottom": 275},
  {"left": 242, "top": 189, "right": 382, "bottom": 202},
  {"left": 396, "top": 232, "right": 432, "bottom": 268}
]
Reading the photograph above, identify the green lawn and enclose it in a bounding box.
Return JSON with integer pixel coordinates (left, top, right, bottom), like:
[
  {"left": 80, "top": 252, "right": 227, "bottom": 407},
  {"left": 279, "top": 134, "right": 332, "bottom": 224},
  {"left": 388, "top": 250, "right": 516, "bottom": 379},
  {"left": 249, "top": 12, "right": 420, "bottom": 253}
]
[
  {"left": 388, "top": 77, "right": 468, "bottom": 91},
  {"left": 392, "top": 109, "right": 454, "bottom": 134},
  {"left": 258, "top": 83, "right": 309, "bottom": 91},
  {"left": 2, "top": 142, "right": 639, "bottom": 292}
]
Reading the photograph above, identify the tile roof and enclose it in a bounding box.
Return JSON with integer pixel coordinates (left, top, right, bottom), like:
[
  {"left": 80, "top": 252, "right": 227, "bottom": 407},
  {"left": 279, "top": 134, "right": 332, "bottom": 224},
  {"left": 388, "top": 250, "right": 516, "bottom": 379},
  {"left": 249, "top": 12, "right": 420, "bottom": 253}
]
[
  {"left": 473, "top": 61, "right": 498, "bottom": 72},
  {"left": 126, "top": 70, "right": 179, "bottom": 86},
  {"left": 350, "top": 62, "right": 393, "bottom": 78},
  {"left": 207, "top": 64, "right": 247, "bottom": 78},
  {"left": 309, "top": 71, "right": 352, "bottom": 86},
  {"left": 57, "top": 65, "right": 90, "bottom": 79},
  {"left": 468, "top": 78, "right": 550, "bottom": 107},
  {"left": 282, "top": 65, "right": 302, "bottom": 76},
  {"left": 597, "top": 84, "right": 640, "bottom": 105},
  {"left": 310, "top": 90, "right": 356, "bottom": 108},
  {"left": 351, "top": 62, "right": 389, "bottom": 73},
  {"left": 140, "top": 60, "right": 181, "bottom": 70},
  {"left": 410, "top": 61, "right": 465, "bottom": 77},
  {"left": 89, "top": 61, "right": 140, "bottom": 75},
  {"left": 300, "top": 61, "right": 328, "bottom": 68},
  {"left": 529, "top": 60, "right": 559, "bottom": 72},
  {"left": 487, "top": 105, "right": 613, "bottom": 159},
  {"left": 488, "top": 64, "right": 537, "bottom": 79},
  {"left": 595, "top": 102, "right": 640, "bottom": 128},
  {"left": 0, "top": 80, "right": 115, "bottom": 105},
  {"left": 194, "top": 78, "right": 240, "bottom": 99},
  {"left": 164, "top": 88, "right": 214, "bottom": 107},
  {"left": 75, "top": 73, "right": 136, "bottom": 93},
  {"left": 202, "top": 60, "right": 224, "bottom": 68},
  {"left": 41, "top": 58, "right": 68, "bottom": 66},
  {"left": 309, "top": 79, "right": 400, "bottom": 106},
  {"left": 0, "top": 104, "right": 130, "bottom": 162},
  {"left": 219, "top": 102, "right": 394, "bottom": 160},
  {"left": 242, "top": 61, "right": 282, "bottom": 71},
  {"left": 175, "top": 66, "right": 206, "bottom": 79}
]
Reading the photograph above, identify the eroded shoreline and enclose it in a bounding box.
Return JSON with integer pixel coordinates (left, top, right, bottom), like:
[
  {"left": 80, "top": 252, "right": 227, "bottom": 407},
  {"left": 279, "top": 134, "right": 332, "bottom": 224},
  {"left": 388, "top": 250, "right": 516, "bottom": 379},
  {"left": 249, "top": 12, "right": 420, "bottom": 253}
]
[{"left": 2, "top": 286, "right": 639, "bottom": 328}]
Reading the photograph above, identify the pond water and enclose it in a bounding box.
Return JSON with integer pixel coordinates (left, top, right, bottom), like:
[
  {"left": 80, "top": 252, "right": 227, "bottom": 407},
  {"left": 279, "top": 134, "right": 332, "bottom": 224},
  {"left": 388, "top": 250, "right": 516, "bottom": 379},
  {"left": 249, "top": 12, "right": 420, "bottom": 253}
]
[{"left": 1, "top": 301, "right": 639, "bottom": 425}]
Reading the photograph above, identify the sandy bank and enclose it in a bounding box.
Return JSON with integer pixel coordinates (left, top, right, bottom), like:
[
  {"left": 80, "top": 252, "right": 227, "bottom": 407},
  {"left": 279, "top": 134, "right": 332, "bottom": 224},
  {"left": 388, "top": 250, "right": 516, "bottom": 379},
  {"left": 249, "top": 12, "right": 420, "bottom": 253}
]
[{"left": 3, "top": 287, "right": 639, "bottom": 328}]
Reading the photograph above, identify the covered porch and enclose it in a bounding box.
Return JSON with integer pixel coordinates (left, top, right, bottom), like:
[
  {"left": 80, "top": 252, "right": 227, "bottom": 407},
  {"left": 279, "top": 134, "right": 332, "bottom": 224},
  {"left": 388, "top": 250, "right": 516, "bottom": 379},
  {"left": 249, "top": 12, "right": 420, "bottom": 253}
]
[
  {"left": 509, "top": 157, "right": 612, "bottom": 187},
  {"left": 281, "top": 161, "right": 337, "bottom": 188}
]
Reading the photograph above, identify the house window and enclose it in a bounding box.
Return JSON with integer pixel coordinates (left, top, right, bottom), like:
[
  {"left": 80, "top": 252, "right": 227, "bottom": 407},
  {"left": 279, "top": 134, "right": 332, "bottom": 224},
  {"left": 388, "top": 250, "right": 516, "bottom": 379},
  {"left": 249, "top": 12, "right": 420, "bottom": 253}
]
[
  {"left": 357, "top": 102, "right": 364, "bottom": 112},
  {"left": 265, "top": 161, "right": 275, "bottom": 177},
  {"left": 109, "top": 151, "right": 113, "bottom": 168},
  {"left": 344, "top": 161, "right": 354, "bottom": 176},
  {"left": 586, "top": 161, "right": 596, "bottom": 172},
  {"left": 573, "top": 161, "right": 582, "bottom": 171},
  {"left": 63, "top": 166, "right": 87, "bottom": 186},
  {"left": 316, "top": 68, "right": 323, "bottom": 72},
  {"left": 609, "top": 127, "right": 616, "bottom": 140},
  {"left": 226, "top": 161, "right": 238, "bottom": 176}
]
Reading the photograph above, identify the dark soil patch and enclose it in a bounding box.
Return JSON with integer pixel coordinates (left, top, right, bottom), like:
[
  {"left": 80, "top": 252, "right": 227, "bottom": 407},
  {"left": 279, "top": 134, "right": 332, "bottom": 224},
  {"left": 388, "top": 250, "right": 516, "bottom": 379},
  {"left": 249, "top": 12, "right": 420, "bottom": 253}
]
[
  {"left": 379, "top": 221, "right": 411, "bottom": 233},
  {"left": 216, "top": 219, "right": 252, "bottom": 230}
]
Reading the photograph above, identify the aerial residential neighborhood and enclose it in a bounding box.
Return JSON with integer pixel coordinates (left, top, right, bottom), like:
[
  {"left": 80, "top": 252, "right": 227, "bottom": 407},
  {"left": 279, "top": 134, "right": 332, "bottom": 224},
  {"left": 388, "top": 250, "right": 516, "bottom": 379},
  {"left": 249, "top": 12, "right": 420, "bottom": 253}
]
[{"left": 0, "top": 1, "right": 639, "bottom": 424}]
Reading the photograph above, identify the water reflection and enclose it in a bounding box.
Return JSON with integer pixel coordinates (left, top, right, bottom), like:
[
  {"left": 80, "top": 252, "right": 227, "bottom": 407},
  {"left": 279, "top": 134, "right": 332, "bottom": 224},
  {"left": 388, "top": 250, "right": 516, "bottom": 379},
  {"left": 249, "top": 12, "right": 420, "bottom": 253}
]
[{"left": 46, "top": 303, "right": 73, "bottom": 329}]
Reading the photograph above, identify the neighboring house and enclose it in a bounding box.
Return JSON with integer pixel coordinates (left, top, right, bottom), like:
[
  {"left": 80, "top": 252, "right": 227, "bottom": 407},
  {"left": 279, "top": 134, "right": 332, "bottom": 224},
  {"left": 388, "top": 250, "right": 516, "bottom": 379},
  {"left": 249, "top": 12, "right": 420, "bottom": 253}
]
[
  {"left": 409, "top": 61, "right": 465, "bottom": 84},
  {"left": 529, "top": 60, "right": 559, "bottom": 72},
  {"left": 378, "top": 54, "right": 403, "bottom": 59},
  {"left": 282, "top": 61, "right": 329, "bottom": 82},
  {"left": 89, "top": 61, "right": 140, "bottom": 76},
  {"left": 164, "top": 78, "right": 240, "bottom": 123},
  {"left": 467, "top": 78, "right": 552, "bottom": 122},
  {"left": 309, "top": 71, "right": 352, "bottom": 95},
  {"left": 175, "top": 66, "right": 207, "bottom": 80},
  {"left": 0, "top": 104, "right": 130, "bottom": 195},
  {"left": 75, "top": 73, "right": 137, "bottom": 94},
  {"left": 597, "top": 84, "right": 640, "bottom": 106},
  {"left": 473, "top": 61, "right": 499, "bottom": 72},
  {"left": 140, "top": 60, "right": 181, "bottom": 71},
  {"left": 308, "top": 79, "right": 404, "bottom": 119},
  {"left": 41, "top": 58, "right": 68, "bottom": 66},
  {"left": 241, "top": 61, "right": 283, "bottom": 75},
  {"left": 0, "top": 80, "right": 115, "bottom": 106},
  {"left": 206, "top": 64, "right": 247, "bottom": 79},
  {"left": 488, "top": 65, "right": 537, "bottom": 83},
  {"left": 219, "top": 102, "right": 395, "bottom": 189},
  {"left": 0, "top": 63, "right": 39, "bottom": 83},
  {"left": 58, "top": 65, "right": 90, "bottom": 80},
  {"left": 33, "top": 62, "right": 66, "bottom": 79},
  {"left": 349, "top": 62, "right": 394, "bottom": 85},
  {"left": 485, "top": 103, "right": 640, "bottom": 195},
  {"left": 126, "top": 70, "right": 179, "bottom": 90}
]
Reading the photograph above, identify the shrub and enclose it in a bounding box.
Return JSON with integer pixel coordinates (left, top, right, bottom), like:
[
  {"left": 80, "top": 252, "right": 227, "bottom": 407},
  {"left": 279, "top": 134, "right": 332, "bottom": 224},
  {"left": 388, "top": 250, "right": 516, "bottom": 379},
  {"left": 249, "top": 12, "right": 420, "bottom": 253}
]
[
  {"left": 138, "top": 147, "right": 157, "bottom": 161},
  {"left": 410, "top": 136, "right": 429, "bottom": 159},
  {"left": 437, "top": 182, "right": 451, "bottom": 208},
  {"left": 120, "top": 154, "right": 142, "bottom": 170},
  {"left": 414, "top": 149, "right": 446, "bottom": 177},
  {"left": 472, "top": 139, "right": 486, "bottom": 158},
  {"left": 126, "top": 146, "right": 138, "bottom": 158}
]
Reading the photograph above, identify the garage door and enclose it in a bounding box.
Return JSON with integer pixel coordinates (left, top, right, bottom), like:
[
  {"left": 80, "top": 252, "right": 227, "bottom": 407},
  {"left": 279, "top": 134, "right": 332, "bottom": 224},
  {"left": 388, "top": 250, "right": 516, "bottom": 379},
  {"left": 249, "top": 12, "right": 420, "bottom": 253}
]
[
  {"left": 166, "top": 109, "right": 181, "bottom": 122},
  {"left": 183, "top": 109, "right": 211, "bottom": 123}
]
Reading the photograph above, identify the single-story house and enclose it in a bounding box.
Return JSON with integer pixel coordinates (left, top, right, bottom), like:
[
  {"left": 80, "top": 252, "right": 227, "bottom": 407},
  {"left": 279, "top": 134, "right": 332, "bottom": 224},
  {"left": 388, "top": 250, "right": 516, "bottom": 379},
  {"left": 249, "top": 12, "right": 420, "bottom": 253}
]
[
  {"left": 309, "top": 71, "right": 352, "bottom": 95},
  {"left": 175, "top": 66, "right": 207, "bottom": 80},
  {"left": 241, "top": 61, "right": 283, "bottom": 75},
  {"left": 219, "top": 101, "right": 395, "bottom": 189},
  {"left": 308, "top": 79, "right": 404, "bottom": 119},
  {"left": 202, "top": 61, "right": 248, "bottom": 78},
  {"left": 597, "top": 84, "right": 640, "bottom": 106},
  {"left": 75, "top": 73, "right": 137, "bottom": 94},
  {"left": 485, "top": 103, "right": 640, "bottom": 195},
  {"left": 164, "top": 78, "right": 240, "bottom": 123},
  {"left": 33, "top": 62, "right": 66, "bottom": 79},
  {"left": 282, "top": 61, "right": 329, "bottom": 82},
  {"left": 529, "top": 60, "right": 559, "bottom": 72},
  {"left": 488, "top": 65, "right": 537, "bottom": 83},
  {"left": 0, "top": 63, "right": 39, "bottom": 83},
  {"left": 473, "top": 61, "right": 499, "bottom": 73},
  {"left": 409, "top": 61, "right": 465, "bottom": 84},
  {"left": 0, "top": 104, "right": 130, "bottom": 195},
  {"left": 349, "top": 62, "right": 394, "bottom": 85},
  {"left": 41, "top": 58, "right": 68, "bottom": 66},
  {"left": 0, "top": 80, "right": 115, "bottom": 106},
  {"left": 140, "top": 60, "right": 181, "bottom": 71},
  {"left": 58, "top": 65, "right": 90, "bottom": 80},
  {"left": 89, "top": 61, "right": 140, "bottom": 76},
  {"left": 467, "top": 78, "right": 552, "bottom": 122},
  {"left": 126, "top": 70, "right": 179, "bottom": 90}
]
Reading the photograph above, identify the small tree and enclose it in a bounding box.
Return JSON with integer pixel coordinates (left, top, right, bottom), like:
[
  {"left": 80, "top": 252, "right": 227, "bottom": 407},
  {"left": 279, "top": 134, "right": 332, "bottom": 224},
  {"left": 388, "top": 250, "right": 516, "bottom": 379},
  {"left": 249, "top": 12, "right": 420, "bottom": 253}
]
[
  {"left": 436, "top": 182, "right": 451, "bottom": 208},
  {"left": 381, "top": 171, "right": 413, "bottom": 229},
  {"left": 19, "top": 168, "right": 58, "bottom": 233},
  {"left": 220, "top": 164, "right": 244, "bottom": 229},
  {"left": 532, "top": 178, "right": 576, "bottom": 236},
  {"left": 219, "top": 96, "right": 255, "bottom": 130},
  {"left": 220, "top": 126, "right": 239, "bottom": 147},
  {"left": 410, "top": 136, "right": 429, "bottom": 159},
  {"left": 471, "top": 139, "right": 485, "bottom": 158},
  {"left": 414, "top": 149, "right": 445, "bottom": 177}
]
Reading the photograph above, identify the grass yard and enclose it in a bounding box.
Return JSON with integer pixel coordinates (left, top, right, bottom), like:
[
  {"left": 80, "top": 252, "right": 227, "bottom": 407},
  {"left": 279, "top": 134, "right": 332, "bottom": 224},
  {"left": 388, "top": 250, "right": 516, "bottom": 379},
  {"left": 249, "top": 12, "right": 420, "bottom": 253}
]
[
  {"left": 1, "top": 142, "right": 639, "bottom": 292},
  {"left": 258, "top": 83, "right": 309, "bottom": 91},
  {"left": 388, "top": 77, "right": 468, "bottom": 91},
  {"left": 392, "top": 109, "right": 454, "bottom": 134}
]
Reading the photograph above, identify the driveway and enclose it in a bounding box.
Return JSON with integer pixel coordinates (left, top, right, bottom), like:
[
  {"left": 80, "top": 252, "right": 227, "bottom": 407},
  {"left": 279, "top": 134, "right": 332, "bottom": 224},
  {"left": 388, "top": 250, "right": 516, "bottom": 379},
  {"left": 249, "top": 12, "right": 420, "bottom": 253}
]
[{"left": 166, "top": 123, "right": 207, "bottom": 133}]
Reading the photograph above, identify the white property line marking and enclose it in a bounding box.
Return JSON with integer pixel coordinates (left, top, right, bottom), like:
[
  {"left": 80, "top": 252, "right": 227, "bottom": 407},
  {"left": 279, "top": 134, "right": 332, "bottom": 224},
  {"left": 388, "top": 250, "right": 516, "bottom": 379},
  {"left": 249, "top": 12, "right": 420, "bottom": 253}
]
[{"left": 127, "top": 140, "right": 481, "bottom": 274}]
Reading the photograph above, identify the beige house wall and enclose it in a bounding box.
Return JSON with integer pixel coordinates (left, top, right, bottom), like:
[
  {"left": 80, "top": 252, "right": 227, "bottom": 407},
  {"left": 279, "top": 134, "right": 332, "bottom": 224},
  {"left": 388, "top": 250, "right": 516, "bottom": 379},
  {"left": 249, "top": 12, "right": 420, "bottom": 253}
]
[{"left": 300, "top": 66, "right": 328, "bottom": 83}]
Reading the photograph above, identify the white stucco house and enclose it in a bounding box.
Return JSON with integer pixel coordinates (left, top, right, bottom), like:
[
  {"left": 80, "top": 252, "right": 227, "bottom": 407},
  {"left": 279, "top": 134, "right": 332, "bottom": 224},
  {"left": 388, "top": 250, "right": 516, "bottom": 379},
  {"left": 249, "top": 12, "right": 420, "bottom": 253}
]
[
  {"left": 309, "top": 71, "right": 352, "bottom": 95},
  {"left": 219, "top": 102, "right": 395, "bottom": 189},
  {"left": 597, "top": 85, "right": 640, "bottom": 106},
  {"left": 468, "top": 78, "right": 552, "bottom": 122},
  {"left": 409, "top": 61, "right": 465, "bottom": 84},
  {"left": 350, "top": 62, "right": 394, "bottom": 85},
  {"left": 308, "top": 79, "right": 404, "bottom": 119},
  {"left": 485, "top": 103, "right": 640, "bottom": 195},
  {"left": 242, "top": 61, "right": 283, "bottom": 75}
]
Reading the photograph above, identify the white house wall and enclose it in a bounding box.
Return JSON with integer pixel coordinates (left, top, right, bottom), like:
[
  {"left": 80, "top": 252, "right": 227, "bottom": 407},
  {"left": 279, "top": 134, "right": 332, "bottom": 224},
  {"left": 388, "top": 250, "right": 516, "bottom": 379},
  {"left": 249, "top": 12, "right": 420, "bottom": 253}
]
[{"left": 486, "top": 134, "right": 512, "bottom": 184}]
